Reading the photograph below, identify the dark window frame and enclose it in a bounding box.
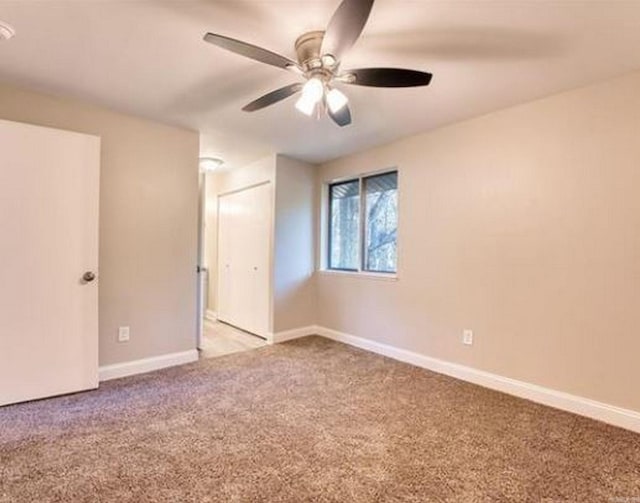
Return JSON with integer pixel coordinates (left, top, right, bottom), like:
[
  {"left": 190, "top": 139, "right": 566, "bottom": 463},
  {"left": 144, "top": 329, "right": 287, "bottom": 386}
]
[
  {"left": 327, "top": 178, "right": 360, "bottom": 272},
  {"left": 327, "top": 170, "right": 398, "bottom": 274},
  {"left": 362, "top": 171, "right": 398, "bottom": 274}
]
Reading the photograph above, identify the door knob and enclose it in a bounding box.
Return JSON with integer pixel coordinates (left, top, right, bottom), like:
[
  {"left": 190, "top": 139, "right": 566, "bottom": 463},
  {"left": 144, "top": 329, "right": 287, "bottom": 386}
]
[{"left": 82, "top": 271, "right": 96, "bottom": 283}]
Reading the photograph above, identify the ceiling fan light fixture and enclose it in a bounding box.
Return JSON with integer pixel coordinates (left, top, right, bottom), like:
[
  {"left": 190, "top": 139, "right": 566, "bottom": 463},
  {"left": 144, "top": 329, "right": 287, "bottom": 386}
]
[
  {"left": 199, "top": 157, "right": 224, "bottom": 172},
  {"left": 295, "top": 94, "right": 317, "bottom": 116},
  {"left": 301, "top": 77, "right": 324, "bottom": 103},
  {"left": 296, "top": 77, "right": 325, "bottom": 116},
  {"left": 326, "top": 88, "right": 348, "bottom": 113}
]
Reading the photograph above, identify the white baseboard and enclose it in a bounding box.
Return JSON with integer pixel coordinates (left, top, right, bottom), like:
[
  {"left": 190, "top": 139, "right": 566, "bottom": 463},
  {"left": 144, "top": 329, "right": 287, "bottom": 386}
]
[
  {"left": 205, "top": 310, "right": 217, "bottom": 321},
  {"left": 272, "top": 325, "right": 318, "bottom": 344},
  {"left": 314, "top": 326, "right": 640, "bottom": 434},
  {"left": 99, "top": 349, "right": 199, "bottom": 382}
]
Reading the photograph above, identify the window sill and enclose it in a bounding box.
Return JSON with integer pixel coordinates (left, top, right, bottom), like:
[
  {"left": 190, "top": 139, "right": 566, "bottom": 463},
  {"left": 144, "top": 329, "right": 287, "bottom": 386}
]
[{"left": 318, "top": 269, "right": 398, "bottom": 282}]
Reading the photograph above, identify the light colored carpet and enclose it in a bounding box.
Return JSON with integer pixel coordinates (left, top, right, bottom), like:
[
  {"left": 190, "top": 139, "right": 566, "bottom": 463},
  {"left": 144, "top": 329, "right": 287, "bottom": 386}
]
[{"left": 1, "top": 336, "right": 639, "bottom": 502}]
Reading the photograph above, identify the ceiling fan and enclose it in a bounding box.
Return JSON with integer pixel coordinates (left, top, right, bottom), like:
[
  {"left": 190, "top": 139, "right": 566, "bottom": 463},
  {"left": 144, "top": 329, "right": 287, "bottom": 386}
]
[{"left": 203, "top": 0, "right": 433, "bottom": 127}]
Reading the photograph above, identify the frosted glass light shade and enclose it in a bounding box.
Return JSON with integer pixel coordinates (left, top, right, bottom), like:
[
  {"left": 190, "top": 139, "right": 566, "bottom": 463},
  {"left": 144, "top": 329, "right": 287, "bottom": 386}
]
[
  {"left": 302, "top": 78, "right": 324, "bottom": 102},
  {"left": 326, "top": 88, "right": 348, "bottom": 113},
  {"left": 296, "top": 78, "right": 325, "bottom": 116},
  {"left": 295, "top": 94, "right": 317, "bottom": 116}
]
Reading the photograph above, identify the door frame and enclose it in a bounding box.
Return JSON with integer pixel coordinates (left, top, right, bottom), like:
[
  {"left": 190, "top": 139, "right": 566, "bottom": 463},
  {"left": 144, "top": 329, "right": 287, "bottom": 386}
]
[{"left": 196, "top": 171, "right": 208, "bottom": 350}]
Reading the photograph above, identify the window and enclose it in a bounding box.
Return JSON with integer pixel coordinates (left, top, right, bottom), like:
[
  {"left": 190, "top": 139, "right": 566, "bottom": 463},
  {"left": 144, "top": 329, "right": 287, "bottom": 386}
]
[
  {"left": 364, "top": 172, "right": 398, "bottom": 273},
  {"left": 327, "top": 170, "right": 398, "bottom": 274},
  {"left": 328, "top": 179, "right": 360, "bottom": 270}
]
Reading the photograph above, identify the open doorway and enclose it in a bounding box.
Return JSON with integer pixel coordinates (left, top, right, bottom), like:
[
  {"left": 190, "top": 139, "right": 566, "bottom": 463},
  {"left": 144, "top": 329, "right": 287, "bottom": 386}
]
[
  {"left": 196, "top": 159, "right": 269, "bottom": 358},
  {"left": 199, "top": 320, "right": 266, "bottom": 358}
]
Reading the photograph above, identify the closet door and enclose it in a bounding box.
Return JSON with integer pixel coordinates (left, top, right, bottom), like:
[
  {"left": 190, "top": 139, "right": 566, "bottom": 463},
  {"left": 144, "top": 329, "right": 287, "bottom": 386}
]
[
  {"left": 216, "top": 190, "right": 234, "bottom": 327},
  {"left": 0, "top": 120, "right": 100, "bottom": 406},
  {"left": 244, "top": 184, "right": 271, "bottom": 336},
  {"left": 217, "top": 183, "right": 271, "bottom": 337}
]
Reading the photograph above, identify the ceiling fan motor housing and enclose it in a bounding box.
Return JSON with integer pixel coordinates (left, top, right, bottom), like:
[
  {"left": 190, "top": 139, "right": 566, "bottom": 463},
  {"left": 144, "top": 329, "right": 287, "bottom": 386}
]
[{"left": 295, "top": 31, "right": 336, "bottom": 75}]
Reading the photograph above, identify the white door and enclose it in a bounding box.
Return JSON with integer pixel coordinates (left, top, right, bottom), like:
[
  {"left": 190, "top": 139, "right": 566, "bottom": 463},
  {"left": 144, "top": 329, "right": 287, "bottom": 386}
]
[
  {"left": 217, "top": 183, "right": 271, "bottom": 337},
  {"left": 0, "top": 119, "right": 100, "bottom": 407}
]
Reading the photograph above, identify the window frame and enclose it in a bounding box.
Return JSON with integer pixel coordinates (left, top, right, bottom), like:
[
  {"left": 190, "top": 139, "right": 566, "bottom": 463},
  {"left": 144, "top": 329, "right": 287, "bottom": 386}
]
[
  {"left": 325, "top": 169, "right": 399, "bottom": 277},
  {"left": 362, "top": 171, "right": 399, "bottom": 274},
  {"left": 327, "top": 178, "right": 361, "bottom": 272}
]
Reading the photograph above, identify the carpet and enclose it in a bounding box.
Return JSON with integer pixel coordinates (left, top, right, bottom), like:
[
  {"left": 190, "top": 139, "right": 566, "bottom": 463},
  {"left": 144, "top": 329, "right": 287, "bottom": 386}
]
[{"left": 1, "top": 336, "right": 639, "bottom": 502}]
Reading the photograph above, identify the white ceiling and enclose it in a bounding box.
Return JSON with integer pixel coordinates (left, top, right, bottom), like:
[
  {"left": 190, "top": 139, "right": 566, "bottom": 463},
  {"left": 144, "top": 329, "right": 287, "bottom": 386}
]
[{"left": 1, "top": 1, "right": 640, "bottom": 168}]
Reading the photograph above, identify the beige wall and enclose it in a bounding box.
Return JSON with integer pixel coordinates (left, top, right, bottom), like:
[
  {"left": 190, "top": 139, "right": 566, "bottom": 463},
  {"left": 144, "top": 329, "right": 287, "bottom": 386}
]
[
  {"left": 273, "top": 155, "right": 316, "bottom": 332},
  {"left": 317, "top": 70, "right": 640, "bottom": 412},
  {"left": 0, "top": 82, "right": 200, "bottom": 366}
]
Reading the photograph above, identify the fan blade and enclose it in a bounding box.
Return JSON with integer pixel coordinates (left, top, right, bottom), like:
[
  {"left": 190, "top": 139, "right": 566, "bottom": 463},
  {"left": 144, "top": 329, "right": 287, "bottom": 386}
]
[
  {"left": 242, "top": 83, "right": 303, "bottom": 112},
  {"left": 204, "top": 33, "right": 299, "bottom": 71},
  {"left": 340, "top": 68, "right": 433, "bottom": 87},
  {"left": 328, "top": 103, "right": 352, "bottom": 127},
  {"left": 321, "top": 0, "right": 374, "bottom": 62}
]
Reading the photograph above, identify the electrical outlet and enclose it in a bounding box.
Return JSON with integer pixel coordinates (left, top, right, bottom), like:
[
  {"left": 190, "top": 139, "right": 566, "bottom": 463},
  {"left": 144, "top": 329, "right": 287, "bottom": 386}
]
[
  {"left": 463, "top": 329, "right": 473, "bottom": 346},
  {"left": 118, "top": 326, "right": 130, "bottom": 342}
]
